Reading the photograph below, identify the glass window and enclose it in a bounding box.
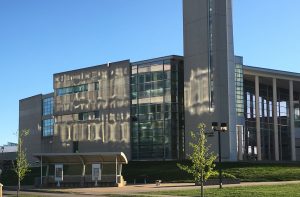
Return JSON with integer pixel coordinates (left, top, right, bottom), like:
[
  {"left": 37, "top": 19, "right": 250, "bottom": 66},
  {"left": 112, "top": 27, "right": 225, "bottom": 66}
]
[
  {"left": 139, "top": 84, "right": 145, "bottom": 92},
  {"left": 139, "top": 75, "right": 144, "bottom": 84},
  {"left": 145, "top": 73, "right": 151, "bottom": 82},
  {"left": 131, "top": 59, "right": 182, "bottom": 160},
  {"left": 43, "top": 97, "right": 53, "bottom": 116},
  {"left": 145, "top": 83, "right": 151, "bottom": 91},
  {"left": 235, "top": 64, "right": 244, "bottom": 116},
  {"left": 79, "top": 112, "right": 89, "bottom": 121},
  {"left": 95, "top": 82, "right": 99, "bottom": 90},
  {"left": 152, "top": 72, "right": 164, "bottom": 81},
  {"left": 57, "top": 84, "right": 88, "bottom": 96},
  {"left": 94, "top": 111, "right": 100, "bottom": 119},
  {"left": 43, "top": 119, "right": 54, "bottom": 137},
  {"left": 294, "top": 103, "right": 300, "bottom": 127},
  {"left": 131, "top": 84, "right": 137, "bottom": 92},
  {"left": 131, "top": 75, "right": 137, "bottom": 85}
]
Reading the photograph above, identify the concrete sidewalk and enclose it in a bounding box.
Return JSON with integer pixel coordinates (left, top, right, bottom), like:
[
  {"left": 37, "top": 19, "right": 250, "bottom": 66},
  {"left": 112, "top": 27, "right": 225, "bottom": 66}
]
[{"left": 6, "top": 180, "right": 300, "bottom": 196}]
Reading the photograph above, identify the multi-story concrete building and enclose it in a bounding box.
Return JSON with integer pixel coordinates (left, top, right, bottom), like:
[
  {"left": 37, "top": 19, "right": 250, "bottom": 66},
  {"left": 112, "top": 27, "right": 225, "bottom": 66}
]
[{"left": 19, "top": 0, "right": 300, "bottom": 181}]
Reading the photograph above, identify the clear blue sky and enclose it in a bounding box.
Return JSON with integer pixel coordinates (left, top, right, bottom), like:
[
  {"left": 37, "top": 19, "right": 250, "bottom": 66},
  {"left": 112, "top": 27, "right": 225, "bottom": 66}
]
[{"left": 0, "top": 0, "right": 299, "bottom": 145}]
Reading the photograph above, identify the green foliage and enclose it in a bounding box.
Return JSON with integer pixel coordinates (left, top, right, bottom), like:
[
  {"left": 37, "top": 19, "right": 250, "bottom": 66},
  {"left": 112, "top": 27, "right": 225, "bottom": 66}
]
[
  {"left": 177, "top": 123, "right": 217, "bottom": 184},
  {"left": 12, "top": 129, "right": 31, "bottom": 194},
  {"left": 14, "top": 130, "right": 31, "bottom": 182}
]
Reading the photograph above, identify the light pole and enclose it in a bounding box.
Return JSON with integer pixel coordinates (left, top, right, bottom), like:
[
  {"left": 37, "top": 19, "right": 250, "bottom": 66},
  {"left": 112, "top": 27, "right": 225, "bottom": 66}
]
[{"left": 212, "top": 122, "right": 227, "bottom": 189}]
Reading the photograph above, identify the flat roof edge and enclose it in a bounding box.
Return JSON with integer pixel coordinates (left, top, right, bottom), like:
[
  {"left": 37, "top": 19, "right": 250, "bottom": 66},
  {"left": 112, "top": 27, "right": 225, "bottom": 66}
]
[
  {"left": 132, "top": 55, "right": 183, "bottom": 65},
  {"left": 53, "top": 59, "right": 130, "bottom": 76},
  {"left": 33, "top": 152, "right": 128, "bottom": 164},
  {"left": 244, "top": 65, "right": 300, "bottom": 78}
]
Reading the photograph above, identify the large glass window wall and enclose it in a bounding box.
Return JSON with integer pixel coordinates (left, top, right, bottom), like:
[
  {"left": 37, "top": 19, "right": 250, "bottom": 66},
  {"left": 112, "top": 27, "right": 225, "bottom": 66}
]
[
  {"left": 259, "top": 83, "right": 275, "bottom": 160},
  {"left": 130, "top": 58, "right": 184, "bottom": 160},
  {"left": 235, "top": 64, "right": 244, "bottom": 116},
  {"left": 244, "top": 80, "right": 259, "bottom": 160},
  {"left": 244, "top": 79, "right": 292, "bottom": 160},
  {"left": 277, "top": 88, "right": 291, "bottom": 160}
]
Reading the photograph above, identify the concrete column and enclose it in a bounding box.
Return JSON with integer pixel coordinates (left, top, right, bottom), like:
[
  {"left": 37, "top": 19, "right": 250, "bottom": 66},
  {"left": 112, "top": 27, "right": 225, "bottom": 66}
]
[
  {"left": 40, "top": 156, "right": 43, "bottom": 185},
  {"left": 81, "top": 163, "right": 86, "bottom": 187},
  {"left": 255, "top": 75, "right": 262, "bottom": 160},
  {"left": 289, "top": 80, "right": 296, "bottom": 161},
  {"left": 115, "top": 156, "right": 118, "bottom": 184},
  {"left": 45, "top": 165, "right": 49, "bottom": 186},
  {"left": 273, "top": 78, "right": 279, "bottom": 161},
  {"left": 46, "top": 165, "right": 49, "bottom": 177},
  {"left": 87, "top": 124, "right": 91, "bottom": 141},
  {"left": 237, "top": 125, "right": 243, "bottom": 160},
  {"left": 82, "top": 164, "right": 86, "bottom": 176}
]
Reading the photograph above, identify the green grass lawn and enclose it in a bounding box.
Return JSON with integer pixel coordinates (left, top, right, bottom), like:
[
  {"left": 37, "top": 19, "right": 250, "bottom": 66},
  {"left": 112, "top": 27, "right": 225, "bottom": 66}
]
[
  {"left": 150, "top": 183, "right": 300, "bottom": 197},
  {"left": 110, "top": 183, "right": 300, "bottom": 197},
  {"left": 123, "top": 161, "right": 300, "bottom": 183},
  {"left": 224, "top": 163, "right": 300, "bottom": 182}
]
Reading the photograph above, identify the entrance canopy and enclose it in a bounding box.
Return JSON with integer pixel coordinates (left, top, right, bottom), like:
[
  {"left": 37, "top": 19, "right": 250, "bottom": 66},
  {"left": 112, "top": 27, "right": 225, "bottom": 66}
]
[{"left": 33, "top": 152, "right": 128, "bottom": 164}]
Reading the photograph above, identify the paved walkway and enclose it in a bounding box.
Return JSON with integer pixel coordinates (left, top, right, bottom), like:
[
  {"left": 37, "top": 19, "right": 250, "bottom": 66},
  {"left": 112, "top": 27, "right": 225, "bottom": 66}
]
[{"left": 4, "top": 181, "right": 300, "bottom": 197}]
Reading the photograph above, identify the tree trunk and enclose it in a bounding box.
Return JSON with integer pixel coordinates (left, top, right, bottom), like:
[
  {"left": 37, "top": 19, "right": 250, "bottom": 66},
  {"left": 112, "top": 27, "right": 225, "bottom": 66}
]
[
  {"left": 17, "top": 176, "right": 20, "bottom": 197},
  {"left": 200, "top": 169, "right": 204, "bottom": 197}
]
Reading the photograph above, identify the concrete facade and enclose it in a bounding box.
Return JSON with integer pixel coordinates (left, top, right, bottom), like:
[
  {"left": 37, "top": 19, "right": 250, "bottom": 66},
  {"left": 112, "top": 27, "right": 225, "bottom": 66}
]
[
  {"left": 183, "top": 0, "right": 237, "bottom": 160},
  {"left": 19, "top": 94, "right": 43, "bottom": 164},
  {"left": 46, "top": 60, "right": 131, "bottom": 158}
]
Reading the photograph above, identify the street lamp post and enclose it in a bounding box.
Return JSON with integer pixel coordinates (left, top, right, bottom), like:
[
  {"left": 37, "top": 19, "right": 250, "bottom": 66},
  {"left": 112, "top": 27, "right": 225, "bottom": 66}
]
[{"left": 212, "top": 122, "right": 227, "bottom": 189}]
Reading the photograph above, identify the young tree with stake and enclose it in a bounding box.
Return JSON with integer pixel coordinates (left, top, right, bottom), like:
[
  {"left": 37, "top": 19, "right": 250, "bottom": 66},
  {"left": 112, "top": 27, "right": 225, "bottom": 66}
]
[
  {"left": 12, "top": 129, "right": 31, "bottom": 197},
  {"left": 177, "top": 123, "right": 217, "bottom": 197}
]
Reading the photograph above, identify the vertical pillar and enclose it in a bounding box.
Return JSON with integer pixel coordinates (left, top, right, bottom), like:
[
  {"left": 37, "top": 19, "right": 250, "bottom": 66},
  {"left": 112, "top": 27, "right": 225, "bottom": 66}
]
[
  {"left": 40, "top": 156, "right": 43, "bottom": 185},
  {"left": 68, "top": 126, "right": 71, "bottom": 140},
  {"left": 82, "top": 164, "right": 86, "bottom": 176},
  {"left": 273, "top": 78, "right": 279, "bottom": 161},
  {"left": 255, "top": 76, "right": 262, "bottom": 160},
  {"left": 80, "top": 158, "right": 86, "bottom": 187},
  {"left": 95, "top": 124, "right": 100, "bottom": 141},
  {"left": 115, "top": 156, "right": 118, "bottom": 184},
  {"left": 237, "top": 126, "right": 243, "bottom": 160},
  {"left": 46, "top": 165, "right": 49, "bottom": 177},
  {"left": 289, "top": 80, "right": 296, "bottom": 161},
  {"left": 87, "top": 124, "right": 91, "bottom": 141}
]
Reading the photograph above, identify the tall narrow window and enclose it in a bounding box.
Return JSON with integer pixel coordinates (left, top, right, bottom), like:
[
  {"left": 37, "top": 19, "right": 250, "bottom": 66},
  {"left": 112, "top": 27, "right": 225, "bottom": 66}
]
[
  {"left": 94, "top": 111, "right": 100, "bottom": 119},
  {"left": 73, "top": 141, "right": 79, "bottom": 153},
  {"left": 79, "top": 112, "right": 89, "bottom": 121},
  {"left": 42, "top": 119, "right": 54, "bottom": 137},
  {"left": 208, "top": 0, "right": 214, "bottom": 111},
  {"left": 95, "top": 82, "right": 99, "bottom": 91},
  {"left": 43, "top": 97, "right": 53, "bottom": 116}
]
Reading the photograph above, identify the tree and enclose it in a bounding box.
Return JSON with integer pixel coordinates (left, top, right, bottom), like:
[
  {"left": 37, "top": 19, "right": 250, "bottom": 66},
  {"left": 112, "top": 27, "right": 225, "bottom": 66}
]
[
  {"left": 177, "top": 123, "right": 217, "bottom": 197},
  {"left": 12, "top": 129, "right": 31, "bottom": 197}
]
